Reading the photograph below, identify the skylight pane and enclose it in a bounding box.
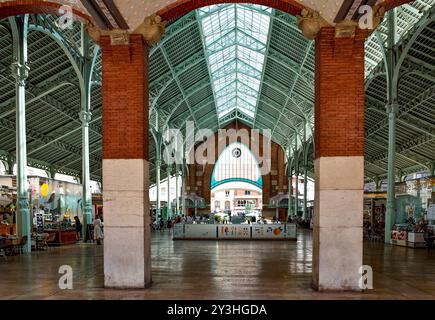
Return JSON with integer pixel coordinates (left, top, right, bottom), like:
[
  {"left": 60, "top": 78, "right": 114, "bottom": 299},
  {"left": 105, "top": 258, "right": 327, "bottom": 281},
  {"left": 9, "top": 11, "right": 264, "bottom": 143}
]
[{"left": 199, "top": 4, "right": 272, "bottom": 122}]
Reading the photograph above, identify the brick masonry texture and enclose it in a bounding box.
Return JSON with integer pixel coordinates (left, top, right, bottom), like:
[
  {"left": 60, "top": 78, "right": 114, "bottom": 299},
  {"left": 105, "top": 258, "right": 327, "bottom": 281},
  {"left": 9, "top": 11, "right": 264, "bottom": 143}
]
[
  {"left": 186, "top": 121, "right": 288, "bottom": 205},
  {"left": 314, "top": 27, "right": 367, "bottom": 159},
  {"left": 101, "top": 35, "right": 149, "bottom": 160}
]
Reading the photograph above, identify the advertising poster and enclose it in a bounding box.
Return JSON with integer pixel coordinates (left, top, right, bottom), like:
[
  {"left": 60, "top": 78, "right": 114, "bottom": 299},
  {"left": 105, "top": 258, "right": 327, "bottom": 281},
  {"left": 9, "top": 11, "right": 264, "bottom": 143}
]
[
  {"left": 252, "top": 225, "right": 285, "bottom": 239},
  {"left": 218, "top": 225, "right": 250, "bottom": 239}
]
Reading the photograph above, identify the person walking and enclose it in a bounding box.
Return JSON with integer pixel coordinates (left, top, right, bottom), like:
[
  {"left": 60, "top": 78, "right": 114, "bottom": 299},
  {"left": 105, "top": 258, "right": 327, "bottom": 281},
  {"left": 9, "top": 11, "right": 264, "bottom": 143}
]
[
  {"left": 74, "top": 216, "right": 82, "bottom": 241},
  {"left": 93, "top": 214, "right": 104, "bottom": 245}
]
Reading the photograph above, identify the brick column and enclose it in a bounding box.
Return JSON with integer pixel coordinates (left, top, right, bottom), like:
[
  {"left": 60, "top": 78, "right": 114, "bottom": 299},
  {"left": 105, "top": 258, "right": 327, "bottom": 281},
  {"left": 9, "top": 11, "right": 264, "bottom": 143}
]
[
  {"left": 313, "top": 27, "right": 366, "bottom": 291},
  {"left": 101, "top": 34, "right": 151, "bottom": 288}
]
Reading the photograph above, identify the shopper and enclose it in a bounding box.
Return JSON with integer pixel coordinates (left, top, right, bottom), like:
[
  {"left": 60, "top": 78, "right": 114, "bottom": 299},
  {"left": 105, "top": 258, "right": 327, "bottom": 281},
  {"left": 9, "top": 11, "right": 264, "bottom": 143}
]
[
  {"left": 93, "top": 214, "right": 104, "bottom": 245},
  {"left": 74, "top": 216, "right": 82, "bottom": 241}
]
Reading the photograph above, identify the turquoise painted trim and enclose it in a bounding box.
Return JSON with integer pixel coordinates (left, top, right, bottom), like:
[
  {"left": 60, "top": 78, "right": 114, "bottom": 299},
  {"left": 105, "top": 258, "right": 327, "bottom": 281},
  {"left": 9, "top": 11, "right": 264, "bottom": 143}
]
[{"left": 211, "top": 177, "right": 262, "bottom": 190}]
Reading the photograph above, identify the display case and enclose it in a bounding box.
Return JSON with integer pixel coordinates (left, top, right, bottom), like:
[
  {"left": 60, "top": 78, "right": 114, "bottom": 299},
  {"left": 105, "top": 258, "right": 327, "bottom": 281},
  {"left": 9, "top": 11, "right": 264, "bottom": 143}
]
[{"left": 44, "top": 221, "right": 76, "bottom": 246}]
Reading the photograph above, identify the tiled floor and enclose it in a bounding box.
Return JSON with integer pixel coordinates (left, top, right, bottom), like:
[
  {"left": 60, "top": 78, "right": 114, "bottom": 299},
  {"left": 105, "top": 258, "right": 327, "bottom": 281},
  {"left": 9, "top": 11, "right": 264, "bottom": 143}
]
[{"left": 1, "top": 229, "right": 435, "bottom": 300}]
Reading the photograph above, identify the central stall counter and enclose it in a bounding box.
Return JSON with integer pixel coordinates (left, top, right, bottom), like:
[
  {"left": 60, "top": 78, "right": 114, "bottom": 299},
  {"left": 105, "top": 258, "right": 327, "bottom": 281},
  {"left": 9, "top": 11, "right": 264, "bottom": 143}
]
[{"left": 173, "top": 223, "right": 297, "bottom": 240}]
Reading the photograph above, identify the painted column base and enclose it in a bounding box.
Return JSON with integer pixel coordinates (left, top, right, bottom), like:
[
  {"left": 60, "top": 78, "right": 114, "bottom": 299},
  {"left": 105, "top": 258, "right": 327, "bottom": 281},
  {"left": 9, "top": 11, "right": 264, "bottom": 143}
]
[
  {"left": 312, "top": 156, "right": 364, "bottom": 291},
  {"left": 103, "top": 159, "right": 151, "bottom": 288}
]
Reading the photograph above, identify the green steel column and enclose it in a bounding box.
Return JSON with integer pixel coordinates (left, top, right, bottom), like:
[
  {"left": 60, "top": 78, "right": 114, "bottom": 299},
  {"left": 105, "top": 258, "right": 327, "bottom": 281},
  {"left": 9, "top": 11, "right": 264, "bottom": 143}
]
[
  {"left": 181, "top": 165, "right": 186, "bottom": 217},
  {"left": 175, "top": 166, "right": 180, "bottom": 216},
  {"left": 12, "top": 15, "right": 31, "bottom": 252},
  {"left": 385, "top": 103, "right": 398, "bottom": 243},
  {"left": 153, "top": 111, "right": 162, "bottom": 222},
  {"left": 155, "top": 159, "right": 162, "bottom": 221},
  {"left": 295, "top": 162, "right": 299, "bottom": 218},
  {"left": 167, "top": 166, "right": 172, "bottom": 220},
  {"left": 303, "top": 164, "right": 308, "bottom": 221},
  {"left": 80, "top": 27, "right": 93, "bottom": 239},
  {"left": 288, "top": 166, "right": 293, "bottom": 219},
  {"left": 431, "top": 162, "right": 435, "bottom": 225},
  {"left": 80, "top": 110, "right": 92, "bottom": 238},
  {"left": 302, "top": 125, "right": 308, "bottom": 221},
  {"left": 384, "top": 9, "right": 398, "bottom": 244}
]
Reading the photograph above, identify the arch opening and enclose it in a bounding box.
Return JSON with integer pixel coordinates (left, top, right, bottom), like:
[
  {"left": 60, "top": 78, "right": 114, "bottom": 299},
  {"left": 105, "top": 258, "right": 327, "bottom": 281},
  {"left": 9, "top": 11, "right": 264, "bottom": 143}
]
[{"left": 210, "top": 142, "right": 263, "bottom": 216}]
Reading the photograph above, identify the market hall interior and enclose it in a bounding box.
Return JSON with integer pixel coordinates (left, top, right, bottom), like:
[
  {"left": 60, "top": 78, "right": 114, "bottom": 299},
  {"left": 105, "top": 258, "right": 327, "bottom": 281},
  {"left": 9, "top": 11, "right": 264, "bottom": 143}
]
[{"left": 0, "top": 0, "right": 434, "bottom": 299}]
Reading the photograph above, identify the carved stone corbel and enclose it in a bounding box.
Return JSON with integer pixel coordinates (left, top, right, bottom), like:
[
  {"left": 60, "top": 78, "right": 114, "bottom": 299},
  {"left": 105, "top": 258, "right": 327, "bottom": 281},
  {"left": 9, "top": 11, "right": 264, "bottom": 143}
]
[
  {"left": 296, "top": 8, "right": 330, "bottom": 40},
  {"left": 86, "top": 14, "right": 166, "bottom": 46},
  {"left": 369, "top": 4, "right": 386, "bottom": 34},
  {"left": 134, "top": 14, "right": 166, "bottom": 46},
  {"left": 86, "top": 21, "right": 102, "bottom": 44}
]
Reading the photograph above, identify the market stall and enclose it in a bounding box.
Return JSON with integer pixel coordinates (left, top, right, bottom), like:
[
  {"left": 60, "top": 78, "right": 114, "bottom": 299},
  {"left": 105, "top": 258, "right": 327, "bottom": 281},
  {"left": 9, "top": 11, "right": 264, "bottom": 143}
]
[
  {"left": 0, "top": 182, "right": 17, "bottom": 236},
  {"left": 363, "top": 193, "right": 386, "bottom": 241},
  {"left": 389, "top": 176, "right": 435, "bottom": 248},
  {"left": 44, "top": 221, "right": 77, "bottom": 246}
]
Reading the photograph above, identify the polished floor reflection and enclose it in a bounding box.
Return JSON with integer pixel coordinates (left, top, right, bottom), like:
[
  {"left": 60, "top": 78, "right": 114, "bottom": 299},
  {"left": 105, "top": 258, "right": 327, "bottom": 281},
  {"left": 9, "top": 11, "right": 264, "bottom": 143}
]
[{"left": 1, "top": 229, "right": 435, "bottom": 299}]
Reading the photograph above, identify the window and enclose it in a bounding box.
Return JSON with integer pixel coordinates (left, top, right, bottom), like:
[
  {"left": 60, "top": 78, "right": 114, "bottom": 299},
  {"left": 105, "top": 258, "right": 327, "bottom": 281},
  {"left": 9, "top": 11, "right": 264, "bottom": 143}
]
[
  {"left": 225, "top": 191, "right": 230, "bottom": 197},
  {"left": 211, "top": 142, "right": 262, "bottom": 189},
  {"left": 198, "top": 4, "right": 272, "bottom": 121},
  {"left": 245, "top": 190, "right": 251, "bottom": 195},
  {"left": 238, "top": 200, "right": 256, "bottom": 207},
  {"left": 215, "top": 201, "right": 221, "bottom": 210}
]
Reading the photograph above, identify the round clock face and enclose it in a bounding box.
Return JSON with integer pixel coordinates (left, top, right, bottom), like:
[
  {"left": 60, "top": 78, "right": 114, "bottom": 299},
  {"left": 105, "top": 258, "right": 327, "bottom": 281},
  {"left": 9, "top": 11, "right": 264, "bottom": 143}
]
[{"left": 232, "top": 147, "right": 242, "bottom": 158}]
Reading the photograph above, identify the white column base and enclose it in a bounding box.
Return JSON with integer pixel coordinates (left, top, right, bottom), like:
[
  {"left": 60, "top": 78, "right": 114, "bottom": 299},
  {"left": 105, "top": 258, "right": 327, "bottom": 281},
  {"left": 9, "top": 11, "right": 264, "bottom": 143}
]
[
  {"left": 312, "top": 156, "right": 364, "bottom": 291},
  {"left": 103, "top": 159, "right": 151, "bottom": 288}
]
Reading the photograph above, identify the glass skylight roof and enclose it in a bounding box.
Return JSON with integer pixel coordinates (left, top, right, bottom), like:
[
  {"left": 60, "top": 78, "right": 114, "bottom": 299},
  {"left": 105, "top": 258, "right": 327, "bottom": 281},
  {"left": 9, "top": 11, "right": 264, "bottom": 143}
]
[{"left": 198, "top": 4, "right": 272, "bottom": 121}]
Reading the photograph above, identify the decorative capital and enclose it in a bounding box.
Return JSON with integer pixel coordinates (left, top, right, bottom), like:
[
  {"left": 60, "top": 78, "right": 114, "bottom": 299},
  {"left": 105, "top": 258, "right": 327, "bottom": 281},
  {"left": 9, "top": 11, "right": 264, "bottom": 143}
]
[
  {"left": 11, "top": 61, "right": 30, "bottom": 86},
  {"left": 134, "top": 14, "right": 166, "bottom": 46},
  {"left": 86, "top": 22, "right": 102, "bottom": 44},
  {"left": 79, "top": 111, "right": 92, "bottom": 124},
  {"left": 370, "top": 4, "right": 386, "bottom": 34},
  {"left": 296, "top": 8, "right": 330, "bottom": 40},
  {"left": 17, "top": 196, "right": 29, "bottom": 210}
]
